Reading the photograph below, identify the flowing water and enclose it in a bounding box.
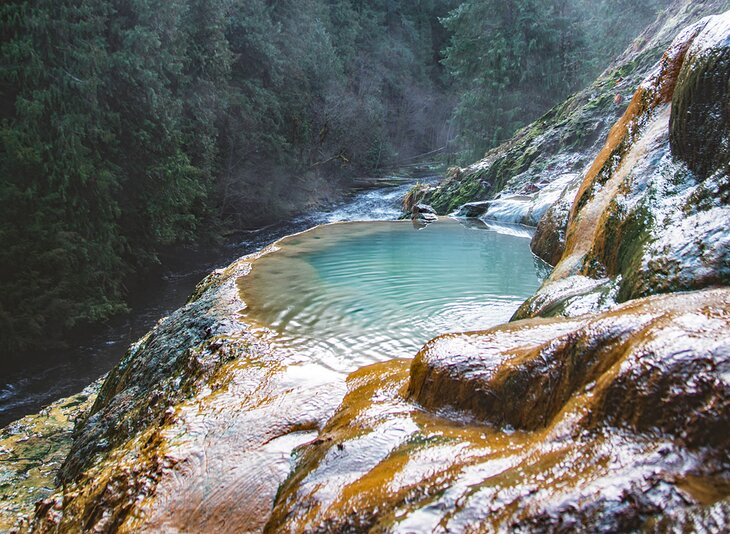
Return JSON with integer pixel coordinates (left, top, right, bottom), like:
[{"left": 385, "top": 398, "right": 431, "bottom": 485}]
[{"left": 242, "top": 219, "right": 549, "bottom": 374}]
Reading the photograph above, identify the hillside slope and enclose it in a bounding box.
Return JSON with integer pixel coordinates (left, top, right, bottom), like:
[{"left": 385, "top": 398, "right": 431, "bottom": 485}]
[
  {"left": 2, "top": 4, "right": 728, "bottom": 533},
  {"left": 417, "top": 0, "right": 728, "bottom": 264}
]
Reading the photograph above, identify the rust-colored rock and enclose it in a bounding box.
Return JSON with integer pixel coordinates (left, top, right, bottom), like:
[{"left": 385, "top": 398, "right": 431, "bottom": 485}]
[
  {"left": 267, "top": 289, "right": 730, "bottom": 532},
  {"left": 29, "top": 255, "right": 347, "bottom": 533},
  {"left": 523, "top": 11, "right": 730, "bottom": 320}
]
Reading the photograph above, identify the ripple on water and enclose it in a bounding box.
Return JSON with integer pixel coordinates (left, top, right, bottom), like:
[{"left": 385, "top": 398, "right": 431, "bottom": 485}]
[{"left": 241, "top": 219, "right": 548, "bottom": 374}]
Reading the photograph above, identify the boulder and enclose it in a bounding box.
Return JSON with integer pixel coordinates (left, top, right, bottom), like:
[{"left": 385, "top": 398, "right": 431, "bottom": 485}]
[
  {"left": 453, "top": 200, "right": 492, "bottom": 218},
  {"left": 670, "top": 12, "right": 730, "bottom": 178},
  {"left": 411, "top": 203, "right": 438, "bottom": 222},
  {"left": 267, "top": 290, "right": 730, "bottom": 532}
]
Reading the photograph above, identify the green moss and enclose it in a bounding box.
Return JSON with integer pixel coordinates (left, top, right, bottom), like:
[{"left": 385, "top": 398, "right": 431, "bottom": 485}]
[
  {"left": 426, "top": 171, "right": 488, "bottom": 214},
  {"left": 613, "top": 204, "right": 655, "bottom": 302},
  {"left": 684, "top": 167, "right": 730, "bottom": 213},
  {"left": 0, "top": 384, "right": 100, "bottom": 531}
]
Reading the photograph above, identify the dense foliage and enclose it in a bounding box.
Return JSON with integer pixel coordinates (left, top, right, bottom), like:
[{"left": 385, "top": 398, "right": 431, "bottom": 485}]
[
  {"left": 442, "top": 0, "right": 672, "bottom": 158},
  {"left": 0, "top": 0, "right": 456, "bottom": 352},
  {"left": 0, "top": 0, "right": 673, "bottom": 352}
]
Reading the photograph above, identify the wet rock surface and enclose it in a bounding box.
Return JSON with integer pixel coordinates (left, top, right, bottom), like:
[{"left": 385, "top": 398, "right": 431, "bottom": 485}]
[
  {"left": 421, "top": 0, "right": 727, "bottom": 228},
  {"left": 27, "top": 255, "right": 346, "bottom": 533},
  {"left": 520, "top": 11, "right": 730, "bottom": 320},
  {"left": 4, "top": 5, "right": 729, "bottom": 534},
  {"left": 411, "top": 203, "right": 438, "bottom": 223},
  {"left": 529, "top": 180, "right": 576, "bottom": 265},
  {"left": 670, "top": 13, "right": 730, "bottom": 178},
  {"left": 267, "top": 289, "right": 730, "bottom": 532},
  {"left": 0, "top": 382, "right": 99, "bottom": 532}
]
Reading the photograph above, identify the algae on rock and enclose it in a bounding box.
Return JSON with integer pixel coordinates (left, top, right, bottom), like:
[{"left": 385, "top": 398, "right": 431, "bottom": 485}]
[
  {"left": 419, "top": 0, "right": 728, "bottom": 243},
  {"left": 0, "top": 382, "right": 100, "bottom": 532},
  {"left": 517, "top": 10, "right": 730, "bottom": 321},
  {"left": 267, "top": 289, "right": 730, "bottom": 532},
  {"left": 10, "top": 4, "right": 730, "bottom": 534}
]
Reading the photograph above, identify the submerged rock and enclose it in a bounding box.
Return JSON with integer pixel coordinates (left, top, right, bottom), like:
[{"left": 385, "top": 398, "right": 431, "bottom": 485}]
[{"left": 267, "top": 289, "right": 730, "bottom": 532}]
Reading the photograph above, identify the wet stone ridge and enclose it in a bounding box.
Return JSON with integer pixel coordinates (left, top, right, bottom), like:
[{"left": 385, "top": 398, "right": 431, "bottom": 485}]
[
  {"left": 516, "top": 10, "right": 730, "bottom": 321},
  {"left": 267, "top": 289, "right": 730, "bottom": 532},
  {"left": 411, "top": 289, "right": 730, "bottom": 447},
  {"left": 25, "top": 254, "right": 345, "bottom": 533},
  {"left": 416, "top": 0, "right": 727, "bottom": 262},
  {"left": 3, "top": 5, "right": 728, "bottom": 534},
  {"left": 266, "top": 12, "right": 730, "bottom": 533}
]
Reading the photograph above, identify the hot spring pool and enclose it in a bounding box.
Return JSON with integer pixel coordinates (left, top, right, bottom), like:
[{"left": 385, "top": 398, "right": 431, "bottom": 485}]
[{"left": 240, "top": 219, "right": 549, "bottom": 374}]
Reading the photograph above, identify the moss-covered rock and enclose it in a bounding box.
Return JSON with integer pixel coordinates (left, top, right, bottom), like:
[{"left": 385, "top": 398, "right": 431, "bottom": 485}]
[
  {"left": 0, "top": 382, "right": 99, "bottom": 532},
  {"left": 670, "top": 13, "right": 730, "bottom": 178},
  {"left": 521, "top": 11, "right": 730, "bottom": 320},
  {"left": 416, "top": 0, "right": 726, "bottom": 232}
]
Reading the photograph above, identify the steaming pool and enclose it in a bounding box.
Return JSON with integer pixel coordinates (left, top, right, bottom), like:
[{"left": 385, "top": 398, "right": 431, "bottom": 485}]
[{"left": 240, "top": 218, "right": 549, "bottom": 374}]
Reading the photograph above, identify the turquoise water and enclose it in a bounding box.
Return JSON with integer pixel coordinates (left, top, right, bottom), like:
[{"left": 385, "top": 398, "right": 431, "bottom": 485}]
[{"left": 243, "top": 219, "right": 548, "bottom": 374}]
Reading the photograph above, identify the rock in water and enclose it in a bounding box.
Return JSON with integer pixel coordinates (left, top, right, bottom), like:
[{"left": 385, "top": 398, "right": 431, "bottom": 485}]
[{"left": 411, "top": 203, "right": 438, "bottom": 223}]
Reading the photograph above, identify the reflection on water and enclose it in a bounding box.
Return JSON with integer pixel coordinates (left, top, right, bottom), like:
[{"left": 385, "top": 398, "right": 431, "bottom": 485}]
[{"left": 242, "top": 219, "right": 548, "bottom": 374}]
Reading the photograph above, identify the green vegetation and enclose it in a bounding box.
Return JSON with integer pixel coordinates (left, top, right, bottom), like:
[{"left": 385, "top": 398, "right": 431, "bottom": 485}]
[
  {"left": 0, "top": 0, "right": 456, "bottom": 352},
  {"left": 442, "top": 0, "right": 671, "bottom": 160}
]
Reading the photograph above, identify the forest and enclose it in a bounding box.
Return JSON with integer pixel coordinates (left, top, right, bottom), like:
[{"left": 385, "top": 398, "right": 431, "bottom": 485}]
[{"left": 0, "top": 0, "right": 668, "bottom": 352}]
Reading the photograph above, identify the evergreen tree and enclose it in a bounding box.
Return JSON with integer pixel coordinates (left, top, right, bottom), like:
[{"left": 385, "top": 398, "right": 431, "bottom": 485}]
[{"left": 442, "top": 0, "right": 587, "bottom": 158}]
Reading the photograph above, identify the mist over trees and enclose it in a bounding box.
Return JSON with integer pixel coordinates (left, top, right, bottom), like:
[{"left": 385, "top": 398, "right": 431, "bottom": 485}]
[
  {"left": 442, "top": 0, "right": 672, "bottom": 158},
  {"left": 0, "top": 0, "right": 670, "bottom": 352}
]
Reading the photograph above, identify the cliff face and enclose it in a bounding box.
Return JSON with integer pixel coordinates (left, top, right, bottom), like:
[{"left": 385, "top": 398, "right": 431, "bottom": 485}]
[
  {"left": 265, "top": 11, "right": 730, "bottom": 532},
  {"left": 4, "top": 5, "right": 729, "bottom": 534},
  {"left": 515, "top": 11, "right": 730, "bottom": 321},
  {"left": 419, "top": 0, "right": 727, "bottom": 245}
]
